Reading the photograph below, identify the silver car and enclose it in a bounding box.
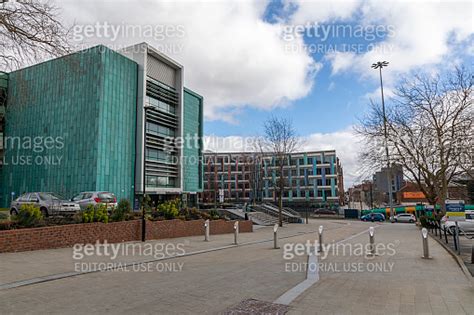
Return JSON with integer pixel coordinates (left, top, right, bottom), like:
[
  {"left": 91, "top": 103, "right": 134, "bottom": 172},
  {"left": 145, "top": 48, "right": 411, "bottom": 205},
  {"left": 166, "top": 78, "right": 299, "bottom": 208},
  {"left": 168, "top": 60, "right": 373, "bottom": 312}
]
[
  {"left": 71, "top": 191, "right": 118, "bottom": 210},
  {"left": 394, "top": 213, "right": 416, "bottom": 223},
  {"left": 441, "top": 211, "right": 474, "bottom": 234},
  {"left": 10, "top": 192, "right": 81, "bottom": 217}
]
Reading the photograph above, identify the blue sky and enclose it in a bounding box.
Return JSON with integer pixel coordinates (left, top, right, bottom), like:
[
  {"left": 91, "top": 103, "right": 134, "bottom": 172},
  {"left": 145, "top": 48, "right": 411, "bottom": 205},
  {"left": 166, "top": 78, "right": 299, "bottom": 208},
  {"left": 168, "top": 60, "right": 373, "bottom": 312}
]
[{"left": 203, "top": 0, "right": 472, "bottom": 138}]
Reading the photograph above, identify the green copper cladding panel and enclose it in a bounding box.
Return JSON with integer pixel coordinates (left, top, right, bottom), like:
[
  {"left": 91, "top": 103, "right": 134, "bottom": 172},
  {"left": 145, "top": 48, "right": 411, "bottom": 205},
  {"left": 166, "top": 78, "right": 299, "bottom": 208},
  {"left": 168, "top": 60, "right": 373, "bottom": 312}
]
[
  {"left": 183, "top": 88, "right": 203, "bottom": 192},
  {"left": 1, "top": 46, "right": 137, "bottom": 206}
]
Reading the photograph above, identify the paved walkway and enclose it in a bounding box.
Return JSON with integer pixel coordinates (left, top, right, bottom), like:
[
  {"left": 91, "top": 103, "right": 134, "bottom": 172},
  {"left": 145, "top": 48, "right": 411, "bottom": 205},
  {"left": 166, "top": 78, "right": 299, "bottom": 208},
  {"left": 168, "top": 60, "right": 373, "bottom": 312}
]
[
  {"left": 0, "top": 221, "right": 472, "bottom": 314},
  {"left": 0, "top": 220, "right": 351, "bottom": 286},
  {"left": 288, "top": 223, "right": 474, "bottom": 314}
]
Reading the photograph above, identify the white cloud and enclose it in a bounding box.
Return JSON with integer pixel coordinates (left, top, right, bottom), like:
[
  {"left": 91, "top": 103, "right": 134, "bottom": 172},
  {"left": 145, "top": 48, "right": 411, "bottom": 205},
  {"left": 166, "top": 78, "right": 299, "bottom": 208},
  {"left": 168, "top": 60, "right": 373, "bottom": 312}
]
[
  {"left": 321, "top": 1, "right": 473, "bottom": 84},
  {"left": 286, "top": 0, "right": 361, "bottom": 24},
  {"left": 60, "top": 0, "right": 319, "bottom": 122},
  {"left": 203, "top": 127, "right": 363, "bottom": 188}
]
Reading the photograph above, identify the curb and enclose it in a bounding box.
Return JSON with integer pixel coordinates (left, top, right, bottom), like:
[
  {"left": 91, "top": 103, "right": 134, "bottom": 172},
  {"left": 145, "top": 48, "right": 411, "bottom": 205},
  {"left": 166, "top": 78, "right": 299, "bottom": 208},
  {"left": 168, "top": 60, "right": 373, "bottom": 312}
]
[{"left": 429, "top": 233, "right": 473, "bottom": 286}]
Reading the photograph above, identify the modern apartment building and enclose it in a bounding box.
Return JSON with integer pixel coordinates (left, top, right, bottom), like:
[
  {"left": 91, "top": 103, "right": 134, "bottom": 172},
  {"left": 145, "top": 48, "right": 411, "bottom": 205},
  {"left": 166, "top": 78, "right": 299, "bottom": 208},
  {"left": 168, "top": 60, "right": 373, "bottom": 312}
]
[
  {"left": 201, "top": 150, "right": 344, "bottom": 208},
  {"left": 0, "top": 43, "right": 203, "bottom": 207}
]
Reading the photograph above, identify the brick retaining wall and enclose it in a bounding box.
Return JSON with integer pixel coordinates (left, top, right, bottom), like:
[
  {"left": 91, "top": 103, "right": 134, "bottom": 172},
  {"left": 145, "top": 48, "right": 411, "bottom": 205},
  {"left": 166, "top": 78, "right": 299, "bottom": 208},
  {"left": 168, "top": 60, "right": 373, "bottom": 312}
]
[{"left": 0, "top": 219, "right": 253, "bottom": 253}]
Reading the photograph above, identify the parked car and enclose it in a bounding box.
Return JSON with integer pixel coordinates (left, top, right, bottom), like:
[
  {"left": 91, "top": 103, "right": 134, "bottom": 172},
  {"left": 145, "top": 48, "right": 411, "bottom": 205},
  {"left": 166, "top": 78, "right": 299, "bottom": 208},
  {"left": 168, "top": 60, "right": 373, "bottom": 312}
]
[
  {"left": 361, "top": 213, "right": 385, "bottom": 222},
  {"left": 441, "top": 211, "right": 474, "bottom": 234},
  {"left": 393, "top": 213, "right": 416, "bottom": 223},
  {"left": 71, "top": 191, "right": 118, "bottom": 210},
  {"left": 314, "top": 208, "right": 337, "bottom": 215},
  {"left": 10, "top": 192, "right": 81, "bottom": 217}
]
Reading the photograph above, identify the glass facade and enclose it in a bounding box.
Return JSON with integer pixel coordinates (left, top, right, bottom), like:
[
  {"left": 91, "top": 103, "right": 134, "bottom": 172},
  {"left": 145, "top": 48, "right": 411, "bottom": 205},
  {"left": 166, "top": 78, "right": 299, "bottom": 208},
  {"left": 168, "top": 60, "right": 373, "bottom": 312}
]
[{"left": 0, "top": 46, "right": 137, "bottom": 206}]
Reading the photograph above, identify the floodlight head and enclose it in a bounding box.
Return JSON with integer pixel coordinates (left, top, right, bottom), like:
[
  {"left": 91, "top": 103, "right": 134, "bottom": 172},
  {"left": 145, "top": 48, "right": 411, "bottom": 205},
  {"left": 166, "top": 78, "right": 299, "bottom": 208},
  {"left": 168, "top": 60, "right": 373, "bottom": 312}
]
[
  {"left": 273, "top": 224, "right": 278, "bottom": 233},
  {"left": 369, "top": 226, "right": 375, "bottom": 237},
  {"left": 371, "top": 61, "right": 389, "bottom": 69},
  {"left": 319, "top": 225, "right": 323, "bottom": 234},
  {"left": 422, "top": 228, "right": 428, "bottom": 238}
]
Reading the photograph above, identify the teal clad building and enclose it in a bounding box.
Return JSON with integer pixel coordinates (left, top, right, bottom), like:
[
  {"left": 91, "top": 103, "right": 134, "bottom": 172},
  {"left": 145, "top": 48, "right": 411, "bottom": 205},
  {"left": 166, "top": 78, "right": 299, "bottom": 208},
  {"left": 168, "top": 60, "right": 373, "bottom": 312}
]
[
  {"left": 202, "top": 151, "right": 344, "bottom": 208},
  {"left": 0, "top": 43, "right": 203, "bottom": 207}
]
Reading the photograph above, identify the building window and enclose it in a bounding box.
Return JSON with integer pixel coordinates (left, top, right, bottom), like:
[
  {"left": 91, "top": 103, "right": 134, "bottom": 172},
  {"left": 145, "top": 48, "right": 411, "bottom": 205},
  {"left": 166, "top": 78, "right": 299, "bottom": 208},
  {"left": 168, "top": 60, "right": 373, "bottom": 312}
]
[
  {"left": 146, "top": 148, "right": 175, "bottom": 163},
  {"left": 146, "top": 122, "right": 175, "bottom": 137},
  {"left": 146, "top": 176, "right": 176, "bottom": 188},
  {"left": 145, "top": 96, "right": 176, "bottom": 115}
]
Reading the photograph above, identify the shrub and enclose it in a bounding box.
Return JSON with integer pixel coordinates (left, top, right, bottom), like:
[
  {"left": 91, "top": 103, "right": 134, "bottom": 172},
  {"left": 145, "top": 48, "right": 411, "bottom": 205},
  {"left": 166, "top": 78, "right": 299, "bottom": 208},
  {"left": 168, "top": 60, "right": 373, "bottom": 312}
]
[
  {"left": 0, "top": 212, "right": 9, "bottom": 220},
  {"left": 208, "top": 209, "right": 220, "bottom": 220},
  {"left": 81, "top": 204, "right": 109, "bottom": 223},
  {"left": 0, "top": 220, "right": 15, "bottom": 230},
  {"left": 154, "top": 199, "right": 180, "bottom": 220},
  {"left": 16, "top": 204, "right": 43, "bottom": 228},
  {"left": 110, "top": 199, "right": 132, "bottom": 222}
]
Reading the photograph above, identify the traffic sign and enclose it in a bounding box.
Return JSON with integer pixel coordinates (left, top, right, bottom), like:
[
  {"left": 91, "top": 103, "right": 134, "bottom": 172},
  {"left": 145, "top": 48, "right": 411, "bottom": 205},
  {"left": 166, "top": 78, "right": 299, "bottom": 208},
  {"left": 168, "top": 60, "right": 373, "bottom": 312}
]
[{"left": 446, "top": 200, "right": 465, "bottom": 221}]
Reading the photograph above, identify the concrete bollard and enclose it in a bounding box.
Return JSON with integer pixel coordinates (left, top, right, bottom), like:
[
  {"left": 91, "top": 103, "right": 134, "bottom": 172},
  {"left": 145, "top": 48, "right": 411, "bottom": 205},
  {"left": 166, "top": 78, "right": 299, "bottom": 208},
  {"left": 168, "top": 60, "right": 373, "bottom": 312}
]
[
  {"left": 234, "top": 221, "right": 239, "bottom": 245},
  {"left": 204, "top": 219, "right": 210, "bottom": 242},
  {"left": 273, "top": 224, "right": 279, "bottom": 249},
  {"left": 318, "top": 225, "right": 323, "bottom": 253},
  {"left": 421, "top": 228, "right": 431, "bottom": 259},
  {"left": 369, "top": 227, "right": 375, "bottom": 256}
]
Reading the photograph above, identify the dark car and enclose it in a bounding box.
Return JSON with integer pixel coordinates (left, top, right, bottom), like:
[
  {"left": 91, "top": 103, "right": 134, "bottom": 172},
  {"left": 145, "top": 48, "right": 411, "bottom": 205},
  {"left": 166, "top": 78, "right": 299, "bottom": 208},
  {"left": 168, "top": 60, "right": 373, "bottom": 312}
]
[
  {"left": 314, "top": 208, "right": 337, "bottom": 215},
  {"left": 361, "top": 213, "right": 385, "bottom": 222}
]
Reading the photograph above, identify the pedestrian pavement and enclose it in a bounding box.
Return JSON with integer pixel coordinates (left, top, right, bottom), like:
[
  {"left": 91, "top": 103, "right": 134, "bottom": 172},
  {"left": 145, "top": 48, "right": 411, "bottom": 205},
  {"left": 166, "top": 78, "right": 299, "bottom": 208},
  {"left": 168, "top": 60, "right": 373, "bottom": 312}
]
[
  {"left": 0, "top": 220, "right": 472, "bottom": 314},
  {"left": 288, "top": 223, "right": 474, "bottom": 315},
  {"left": 0, "top": 219, "right": 353, "bottom": 286}
]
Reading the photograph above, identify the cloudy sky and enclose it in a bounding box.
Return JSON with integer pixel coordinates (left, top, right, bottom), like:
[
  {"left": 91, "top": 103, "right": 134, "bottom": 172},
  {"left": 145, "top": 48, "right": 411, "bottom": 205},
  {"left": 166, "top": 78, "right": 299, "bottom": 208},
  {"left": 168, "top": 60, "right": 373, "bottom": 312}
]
[{"left": 59, "top": 0, "right": 473, "bottom": 186}]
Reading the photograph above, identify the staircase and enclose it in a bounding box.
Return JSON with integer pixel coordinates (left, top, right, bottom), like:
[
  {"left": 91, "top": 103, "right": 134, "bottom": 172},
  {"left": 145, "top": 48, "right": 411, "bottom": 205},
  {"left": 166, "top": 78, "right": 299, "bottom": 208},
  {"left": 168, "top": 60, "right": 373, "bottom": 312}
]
[
  {"left": 248, "top": 203, "right": 303, "bottom": 224},
  {"left": 247, "top": 211, "right": 279, "bottom": 226}
]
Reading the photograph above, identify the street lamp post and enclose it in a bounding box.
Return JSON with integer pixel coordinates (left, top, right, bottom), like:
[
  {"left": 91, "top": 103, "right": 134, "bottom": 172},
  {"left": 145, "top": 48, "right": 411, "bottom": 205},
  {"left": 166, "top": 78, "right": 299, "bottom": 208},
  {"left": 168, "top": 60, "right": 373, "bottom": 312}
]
[
  {"left": 371, "top": 61, "right": 394, "bottom": 221},
  {"left": 142, "top": 104, "right": 154, "bottom": 242}
]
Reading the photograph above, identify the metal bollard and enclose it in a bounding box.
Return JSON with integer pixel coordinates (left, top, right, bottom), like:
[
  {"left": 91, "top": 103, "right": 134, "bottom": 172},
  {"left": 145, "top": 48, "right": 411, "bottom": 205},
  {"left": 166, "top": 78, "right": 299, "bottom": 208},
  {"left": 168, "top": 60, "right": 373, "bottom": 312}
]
[
  {"left": 273, "top": 224, "right": 279, "bottom": 249},
  {"left": 421, "top": 228, "right": 431, "bottom": 259},
  {"left": 369, "top": 227, "right": 375, "bottom": 256},
  {"left": 318, "top": 225, "right": 323, "bottom": 253},
  {"left": 204, "top": 219, "right": 210, "bottom": 242},
  {"left": 444, "top": 226, "right": 448, "bottom": 244},
  {"left": 234, "top": 221, "right": 239, "bottom": 245},
  {"left": 455, "top": 222, "right": 461, "bottom": 255},
  {"left": 471, "top": 243, "right": 474, "bottom": 264},
  {"left": 453, "top": 226, "right": 458, "bottom": 251}
]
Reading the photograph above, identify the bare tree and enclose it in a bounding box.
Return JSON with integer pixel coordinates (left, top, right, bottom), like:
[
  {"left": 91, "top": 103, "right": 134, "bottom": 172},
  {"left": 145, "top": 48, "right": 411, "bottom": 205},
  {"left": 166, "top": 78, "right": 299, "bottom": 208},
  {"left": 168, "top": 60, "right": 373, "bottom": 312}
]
[
  {"left": 0, "top": 0, "right": 71, "bottom": 71},
  {"left": 259, "top": 116, "right": 300, "bottom": 226},
  {"left": 357, "top": 67, "right": 473, "bottom": 212}
]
